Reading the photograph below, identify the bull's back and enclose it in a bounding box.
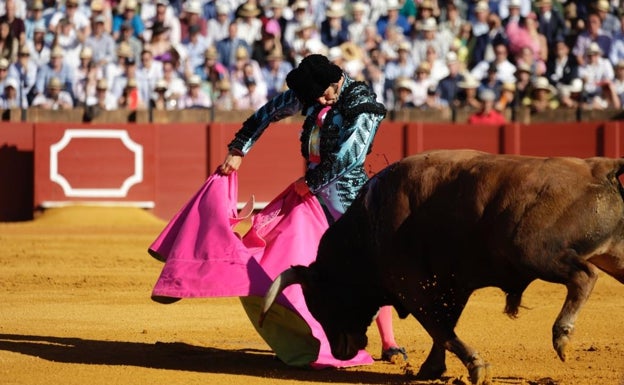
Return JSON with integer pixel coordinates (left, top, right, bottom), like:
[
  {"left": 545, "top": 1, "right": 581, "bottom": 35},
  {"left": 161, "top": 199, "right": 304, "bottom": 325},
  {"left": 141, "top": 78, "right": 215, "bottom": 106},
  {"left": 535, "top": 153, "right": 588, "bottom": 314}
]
[{"left": 364, "top": 150, "right": 624, "bottom": 275}]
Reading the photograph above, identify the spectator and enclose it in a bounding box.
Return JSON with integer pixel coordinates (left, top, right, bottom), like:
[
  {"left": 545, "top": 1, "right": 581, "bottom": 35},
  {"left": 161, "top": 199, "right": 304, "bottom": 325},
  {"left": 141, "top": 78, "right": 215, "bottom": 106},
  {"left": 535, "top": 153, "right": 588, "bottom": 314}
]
[
  {"left": 289, "top": 18, "right": 326, "bottom": 66},
  {"left": 579, "top": 42, "right": 614, "bottom": 100},
  {"left": 471, "top": 1, "right": 491, "bottom": 37},
  {"left": 467, "top": 88, "right": 506, "bottom": 124},
  {"left": 0, "top": 76, "right": 25, "bottom": 109},
  {"left": 216, "top": 21, "right": 251, "bottom": 69},
  {"left": 546, "top": 37, "right": 580, "bottom": 88},
  {"left": 586, "top": 80, "right": 621, "bottom": 110},
  {"left": 207, "top": 3, "right": 231, "bottom": 43},
  {"left": 613, "top": 59, "right": 624, "bottom": 106},
  {"left": 360, "top": 24, "right": 383, "bottom": 56},
  {"left": 572, "top": 11, "right": 612, "bottom": 66},
  {"left": 111, "top": 56, "right": 149, "bottom": 107},
  {"left": 194, "top": 46, "right": 227, "bottom": 90},
  {"left": 609, "top": 9, "right": 624, "bottom": 65},
  {"left": 233, "top": 72, "right": 267, "bottom": 110},
  {"left": 31, "top": 76, "right": 74, "bottom": 110},
  {"left": 347, "top": 1, "right": 368, "bottom": 46},
  {"left": 535, "top": 0, "right": 567, "bottom": 60},
  {"left": 212, "top": 77, "right": 233, "bottom": 110},
  {"left": 362, "top": 57, "right": 386, "bottom": 104},
  {"left": 501, "top": 0, "right": 523, "bottom": 28},
  {"left": 160, "top": 58, "right": 186, "bottom": 102},
  {"left": 177, "top": 74, "right": 212, "bottom": 109},
  {"left": 455, "top": 22, "right": 474, "bottom": 68},
  {"left": 478, "top": 62, "right": 503, "bottom": 99},
  {"left": 438, "top": 1, "right": 465, "bottom": 39},
  {"left": 143, "top": 0, "right": 181, "bottom": 45},
  {"left": 33, "top": 45, "right": 75, "bottom": 102},
  {"left": 378, "top": 24, "right": 407, "bottom": 62},
  {"left": 507, "top": 12, "right": 548, "bottom": 71},
  {"left": 49, "top": 0, "right": 90, "bottom": 44},
  {"left": 376, "top": 0, "right": 411, "bottom": 38},
  {"left": 137, "top": 47, "right": 163, "bottom": 99},
  {"left": 384, "top": 41, "right": 416, "bottom": 92},
  {"left": 594, "top": 0, "right": 620, "bottom": 38},
  {"left": 85, "top": 14, "right": 116, "bottom": 67},
  {"left": 411, "top": 61, "right": 435, "bottom": 107},
  {"left": 117, "top": 77, "right": 145, "bottom": 110},
  {"left": 183, "top": 23, "right": 211, "bottom": 73},
  {"left": 0, "top": 0, "right": 25, "bottom": 45},
  {"left": 528, "top": 76, "right": 559, "bottom": 113},
  {"left": 414, "top": 0, "right": 434, "bottom": 27},
  {"left": 88, "top": 0, "right": 112, "bottom": 35},
  {"left": 265, "top": 0, "right": 288, "bottom": 50},
  {"left": 558, "top": 77, "right": 584, "bottom": 109},
  {"left": 436, "top": 51, "right": 464, "bottom": 107},
  {"left": 471, "top": 11, "right": 508, "bottom": 69},
  {"left": 230, "top": 48, "right": 267, "bottom": 101},
  {"left": 28, "top": 25, "right": 49, "bottom": 68},
  {"left": 112, "top": 0, "right": 144, "bottom": 42},
  {"left": 320, "top": 1, "right": 349, "bottom": 49},
  {"left": 150, "top": 78, "right": 176, "bottom": 110},
  {"left": 86, "top": 78, "right": 117, "bottom": 111},
  {"left": 52, "top": 16, "right": 82, "bottom": 69},
  {"left": 104, "top": 42, "right": 132, "bottom": 91},
  {"left": 8, "top": 43, "right": 36, "bottom": 98},
  {"left": 411, "top": 17, "right": 447, "bottom": 65},
  {"left": 471, "top": 42, "right": 516, "bottom": 83},
  {"left": 392, "top": 76, "right": 416, "bottom": 109},
  {"left": 24, "top": 0, "right": 46, "bottom": 41},
  {"left": 498, "top": 0, "right": 531, "bottom": 21},
  {"left": 251, "top": 19, "right": 282, "bottom": 68},
  {"left": 423, "top": 43, "right": 449, "bottom": 85},
  {"left": 0, "top": 19, "right": 18, "bottom": 62},
  {"left": 74, "top": 59, "right": 100, "bottom": 107},
  {"left": 147, "top": 22, "right": 173, "bottom": 63},
  {"left": 261, "top": 47, "right": 292, "bottom": 99},
  {"left": 514, "top": 62, "right": 533, "bottom": 104},
  {"left": 116, "top": 21, "right": 143, "bottom": 64},
  {"left": 235, "top": 2, "right": 262, "bottom": 47},
  {"left": 179, "top": 0, "right": 207, "bottom": 43},
  {"left": 495, "top": 81, "right": 516, "bottom": 112},
  {"left": 283, "top": 0, "right": 311, "bottom": 50},
  {"left": 0, "top": 57, "right": 9, "bottom": 93},
  {"left": 515, "top": 45, "right": 546, "bottom": 78},
  {"left": 454, "top": 74, "right": 481, "bottom": 110}
]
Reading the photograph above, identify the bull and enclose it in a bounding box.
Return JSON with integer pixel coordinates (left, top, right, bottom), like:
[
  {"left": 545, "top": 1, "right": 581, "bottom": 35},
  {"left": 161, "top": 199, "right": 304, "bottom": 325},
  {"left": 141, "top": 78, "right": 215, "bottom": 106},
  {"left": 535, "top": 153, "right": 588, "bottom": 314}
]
[{"left": 261, "top": 149, "right": 624, "bottom": 385}]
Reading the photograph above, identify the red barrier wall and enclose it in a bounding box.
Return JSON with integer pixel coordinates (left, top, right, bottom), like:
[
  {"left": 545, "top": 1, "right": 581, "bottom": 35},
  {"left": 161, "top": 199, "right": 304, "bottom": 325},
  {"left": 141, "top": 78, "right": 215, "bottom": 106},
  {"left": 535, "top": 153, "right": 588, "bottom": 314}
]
[
  {"left": 4, "top": 120, "right": 623, "bottom": 222},
  {"left": 0, "top": 123, "right": 35, "bottom": 221},
  {"left": 209, "top": 122, "right": 305, "bottom": 206},
  {"left": 406, "top": 123, "right": 504, "bottom": 155}
]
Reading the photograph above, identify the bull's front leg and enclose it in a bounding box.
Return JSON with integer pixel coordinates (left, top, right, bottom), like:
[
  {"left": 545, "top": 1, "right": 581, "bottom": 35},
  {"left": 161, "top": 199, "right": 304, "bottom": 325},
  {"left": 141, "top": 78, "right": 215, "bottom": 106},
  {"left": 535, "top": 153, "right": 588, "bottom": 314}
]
[{"left": 551, "top": 263, "right": 598, "bottom": 361}]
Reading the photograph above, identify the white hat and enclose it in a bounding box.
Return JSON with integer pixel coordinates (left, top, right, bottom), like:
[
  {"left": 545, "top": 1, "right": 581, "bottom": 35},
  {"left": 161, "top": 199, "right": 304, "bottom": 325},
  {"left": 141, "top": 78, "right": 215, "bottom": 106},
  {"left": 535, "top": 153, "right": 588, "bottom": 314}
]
[
  {"left": 586, "top": 42, "right": 602, "bottom": 55},
  {"left": 80, "top": 46, "right": 93, "bottom": 59},
  {"left": 325, "top": 2, "right": 345, "bottom": 18},
  {"left": 187, "top": 74, "right": 201, "bottom": 85},
  {"left": 386, "top": 0, "right": 401, "bottom": 11},
  {"left": 395, "top": 77, "right": 414, "bottom": 91},
  {"left": 184, "top": 0, "right": 202, "bottom": 14},
  {"left": 569, "top": 78, "right": 583, "bottom": 93},
  {"left": 0, "top": 58, "right": 8, "bottom": 69},
  {"left": 292, "top": 0, "right": 308, "bottom": 10},
  {"left": 509, "top": 0, "right": 521, "bottom": 8},
  {"left": 420, "top": 17, "right": 437, "bottom": 31},
  {"left": 532, "top": 76, "right": 555, "bottom": 93},
  {"left": 446, "top": 51, "right": 458, "bottom": 63},
  {"left": 5, "top": 77, "right": 19, "bottom": 90},
  {"left": 458, "top": 74, "right": 479, "bottom": 88},
  {"left": 475, "top": 1, "right": 489, "bottom": 12}
]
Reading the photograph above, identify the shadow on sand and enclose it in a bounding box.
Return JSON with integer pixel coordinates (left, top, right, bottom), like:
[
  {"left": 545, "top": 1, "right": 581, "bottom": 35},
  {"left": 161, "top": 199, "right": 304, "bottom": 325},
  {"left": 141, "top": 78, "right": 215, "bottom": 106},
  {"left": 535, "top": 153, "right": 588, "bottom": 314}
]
[{"left": 0, "top": 333, "right": 426, "bottom": 384}]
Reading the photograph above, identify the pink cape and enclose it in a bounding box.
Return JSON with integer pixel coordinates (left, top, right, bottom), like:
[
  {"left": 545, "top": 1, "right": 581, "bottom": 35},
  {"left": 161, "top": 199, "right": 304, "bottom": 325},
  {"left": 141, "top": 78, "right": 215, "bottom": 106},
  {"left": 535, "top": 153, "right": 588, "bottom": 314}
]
[{"left": 149, "top": 171, "right": 373, "bottom": 368}]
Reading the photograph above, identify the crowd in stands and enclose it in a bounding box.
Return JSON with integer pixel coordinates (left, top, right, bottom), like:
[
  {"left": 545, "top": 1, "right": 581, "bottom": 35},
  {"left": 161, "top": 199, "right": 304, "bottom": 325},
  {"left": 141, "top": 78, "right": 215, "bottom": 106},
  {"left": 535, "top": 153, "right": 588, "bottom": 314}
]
[{"left": 0, "top": 0, "right": 623, "bottom": 118}]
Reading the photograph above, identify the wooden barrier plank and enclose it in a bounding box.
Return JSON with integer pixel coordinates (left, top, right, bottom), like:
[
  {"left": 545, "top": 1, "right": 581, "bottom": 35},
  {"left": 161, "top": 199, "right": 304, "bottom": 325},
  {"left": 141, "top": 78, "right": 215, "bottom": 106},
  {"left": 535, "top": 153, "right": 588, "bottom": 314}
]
[
  {"left": 405, "top": 123, "right": 503, "bottom": 155},
  {"left": 516, "top": 122, "right": 603, "bottom": 157},
  {"left": 366, "top": 122, "right": 405, "bottom": 175}
]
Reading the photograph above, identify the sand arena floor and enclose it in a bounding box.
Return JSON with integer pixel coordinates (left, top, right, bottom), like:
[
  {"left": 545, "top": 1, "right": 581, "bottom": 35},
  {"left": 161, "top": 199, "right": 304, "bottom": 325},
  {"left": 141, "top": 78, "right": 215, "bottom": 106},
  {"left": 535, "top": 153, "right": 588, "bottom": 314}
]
[{"left": 1, "top": 206, "right": 623, "bottom": 385}]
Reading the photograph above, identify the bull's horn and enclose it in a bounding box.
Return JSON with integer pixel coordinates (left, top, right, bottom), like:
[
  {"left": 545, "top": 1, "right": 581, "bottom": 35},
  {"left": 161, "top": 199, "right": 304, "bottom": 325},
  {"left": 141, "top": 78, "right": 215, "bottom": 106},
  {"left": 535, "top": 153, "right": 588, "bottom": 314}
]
[{"left": 259, "top": 267, "right": 303, "bottom": 328}]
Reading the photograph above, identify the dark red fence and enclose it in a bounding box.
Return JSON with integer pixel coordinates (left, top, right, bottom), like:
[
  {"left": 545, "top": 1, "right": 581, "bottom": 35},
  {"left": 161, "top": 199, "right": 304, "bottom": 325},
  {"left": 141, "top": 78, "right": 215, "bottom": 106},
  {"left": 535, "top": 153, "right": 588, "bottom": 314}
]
[{"left": 1, "top": 121, "right": 623, "bottom": 221}]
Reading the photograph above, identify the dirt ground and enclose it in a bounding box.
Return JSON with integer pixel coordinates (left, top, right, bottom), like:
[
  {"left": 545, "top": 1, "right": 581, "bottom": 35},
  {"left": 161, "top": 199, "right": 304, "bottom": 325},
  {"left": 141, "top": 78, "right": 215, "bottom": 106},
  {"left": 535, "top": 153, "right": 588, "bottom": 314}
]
[{"left": 1, "top": 206, "right": 623, "bottom": 385}]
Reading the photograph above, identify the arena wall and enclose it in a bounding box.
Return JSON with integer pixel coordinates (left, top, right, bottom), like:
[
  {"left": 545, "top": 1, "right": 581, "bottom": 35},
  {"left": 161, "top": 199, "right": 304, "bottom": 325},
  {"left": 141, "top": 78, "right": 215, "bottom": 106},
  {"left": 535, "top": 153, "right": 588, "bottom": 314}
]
[{"left": 1, "top": 119, "right": 623, "bottom": 221}]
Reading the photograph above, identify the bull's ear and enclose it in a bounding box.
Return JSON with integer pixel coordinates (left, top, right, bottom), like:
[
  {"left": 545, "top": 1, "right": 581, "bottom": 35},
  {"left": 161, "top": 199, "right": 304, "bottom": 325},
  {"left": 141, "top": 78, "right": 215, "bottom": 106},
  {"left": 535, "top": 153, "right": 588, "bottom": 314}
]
[{"left": 259, "top": 266, "right": 309, "bottom": 327}]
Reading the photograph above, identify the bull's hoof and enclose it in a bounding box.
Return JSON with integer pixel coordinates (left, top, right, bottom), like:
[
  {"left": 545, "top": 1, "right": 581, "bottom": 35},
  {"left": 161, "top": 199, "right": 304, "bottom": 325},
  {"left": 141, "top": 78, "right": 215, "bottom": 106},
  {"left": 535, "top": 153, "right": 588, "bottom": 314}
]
[
  {"left": 553, "top": 324, "right": 574, "bottom": 362},
  {"left": 415, "top": 363, "right": 446, "bottom": 380},
  {"left": 466, "top": 356, "right": 491, "bottom": 385}
]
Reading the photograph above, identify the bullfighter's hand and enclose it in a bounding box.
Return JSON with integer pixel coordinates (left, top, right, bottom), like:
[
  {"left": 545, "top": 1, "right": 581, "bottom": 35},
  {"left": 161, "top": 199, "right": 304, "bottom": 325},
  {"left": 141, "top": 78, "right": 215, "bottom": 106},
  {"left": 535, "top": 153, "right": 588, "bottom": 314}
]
[{"left": 220, "top": 153, "right": 242, "bottom": 174}]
